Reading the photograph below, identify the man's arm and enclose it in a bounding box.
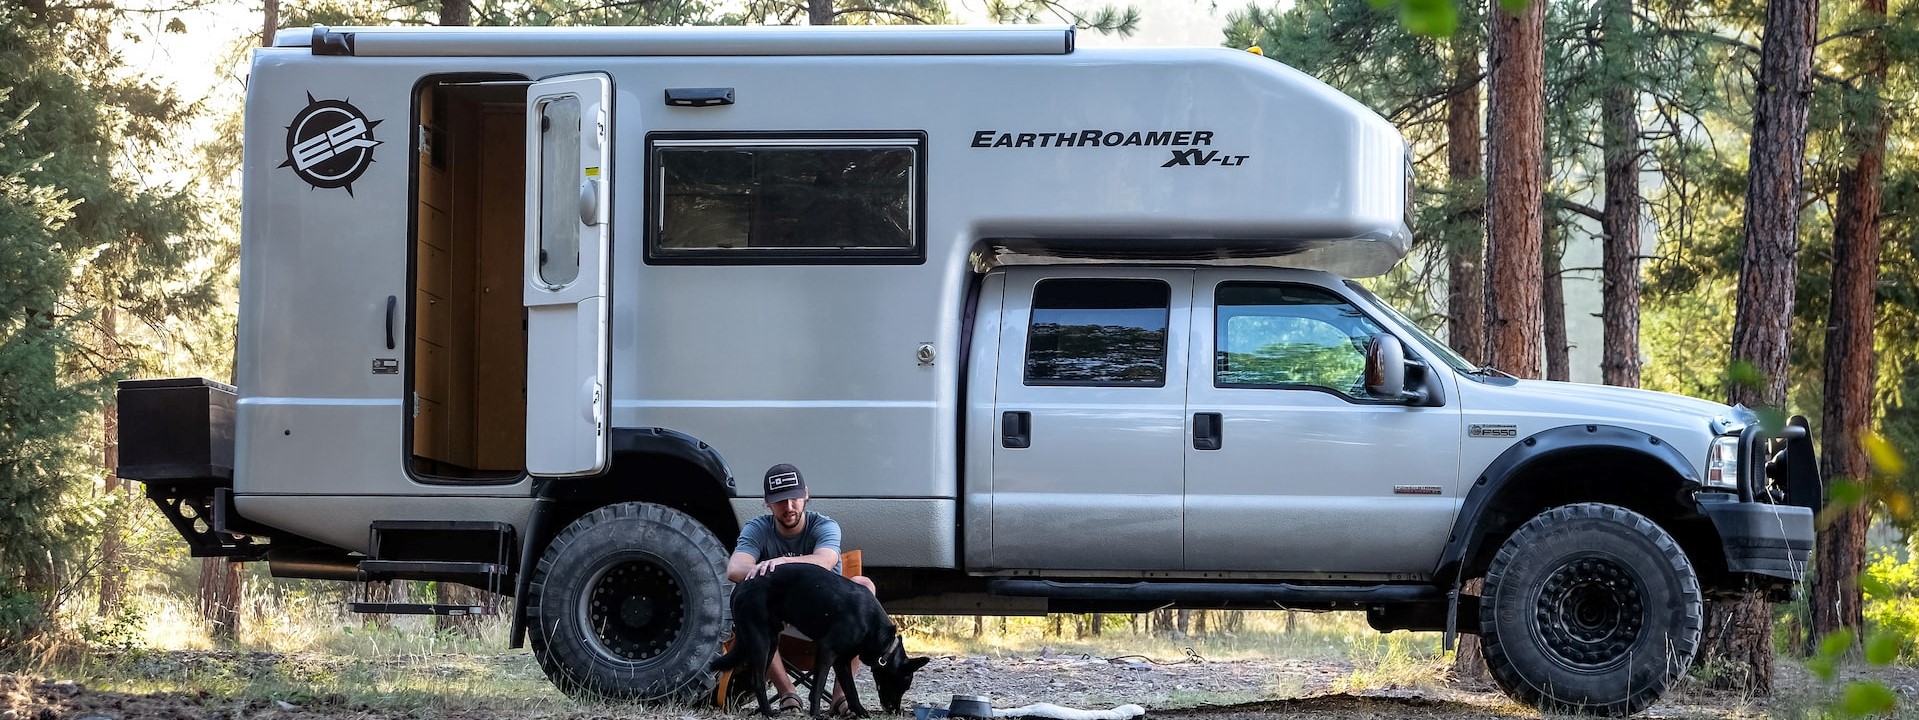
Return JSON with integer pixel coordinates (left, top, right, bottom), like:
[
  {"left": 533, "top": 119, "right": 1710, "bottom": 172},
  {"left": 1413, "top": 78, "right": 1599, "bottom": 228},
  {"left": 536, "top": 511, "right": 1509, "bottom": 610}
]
[{"left": 736, "top": 547, "right": 839, "bottom": 580}]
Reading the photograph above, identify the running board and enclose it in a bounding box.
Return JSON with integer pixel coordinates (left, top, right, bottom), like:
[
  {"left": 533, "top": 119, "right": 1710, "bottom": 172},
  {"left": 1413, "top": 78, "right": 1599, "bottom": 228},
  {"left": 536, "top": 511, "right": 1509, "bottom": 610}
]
[{"left": 987, "top": 578, "right": 1444, "bottom": 611}]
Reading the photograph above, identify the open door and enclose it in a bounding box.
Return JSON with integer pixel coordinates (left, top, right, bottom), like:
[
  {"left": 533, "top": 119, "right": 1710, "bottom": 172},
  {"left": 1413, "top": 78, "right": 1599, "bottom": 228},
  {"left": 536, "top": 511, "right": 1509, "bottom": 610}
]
[{"left": 524, "top": 73, "right": 612, "bottom": 477}]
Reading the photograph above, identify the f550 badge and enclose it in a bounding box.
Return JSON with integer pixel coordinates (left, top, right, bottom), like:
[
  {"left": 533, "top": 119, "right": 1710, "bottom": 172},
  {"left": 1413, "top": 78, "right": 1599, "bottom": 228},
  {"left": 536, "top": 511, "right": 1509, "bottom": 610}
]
[{"left": 282, "top": 94, "right": 383, "bottom": 195}]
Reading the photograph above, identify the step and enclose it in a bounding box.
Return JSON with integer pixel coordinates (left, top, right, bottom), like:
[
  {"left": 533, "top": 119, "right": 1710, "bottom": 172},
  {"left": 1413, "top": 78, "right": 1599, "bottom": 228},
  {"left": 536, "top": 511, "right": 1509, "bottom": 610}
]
[
  {"left": 348, "top": 602, "right": 497, "bottom": 616},
  {"left": 358, "top": 560, "right": 508, "bottom": 577}
]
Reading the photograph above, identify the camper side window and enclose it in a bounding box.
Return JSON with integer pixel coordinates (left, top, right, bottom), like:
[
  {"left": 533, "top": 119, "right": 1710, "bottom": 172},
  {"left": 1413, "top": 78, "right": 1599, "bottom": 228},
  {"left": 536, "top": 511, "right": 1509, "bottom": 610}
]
[{"left": 648, "top": 134, "right": 923, "bottom": 263}]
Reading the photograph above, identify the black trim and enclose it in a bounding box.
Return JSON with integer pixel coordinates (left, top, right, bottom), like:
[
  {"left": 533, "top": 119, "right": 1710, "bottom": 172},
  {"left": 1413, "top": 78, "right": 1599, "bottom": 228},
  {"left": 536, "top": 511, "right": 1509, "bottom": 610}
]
[
  {"left": 989, "top": 578, "right": 1443, "bottom": 609},
  {"left": 643, "top": 131, "right": 929, "bottom": 266},
  {"left": 663, "top": 87, "right": 734, "bottom": 107},
  {"left": 603, "top": 427, "right": 738, "bottom": 495},
  {"left": 1433, "top": 424, "right": 1701, "bottom": 579},
  {"left": 312, "top": 26, "right": 355, "bottom": 56}
]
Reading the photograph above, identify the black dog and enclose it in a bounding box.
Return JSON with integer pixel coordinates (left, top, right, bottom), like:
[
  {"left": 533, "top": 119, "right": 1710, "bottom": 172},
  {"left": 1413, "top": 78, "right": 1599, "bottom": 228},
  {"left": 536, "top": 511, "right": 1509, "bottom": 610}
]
[{"left": 710, "top": 563, "right": 929, "bottom": 718}]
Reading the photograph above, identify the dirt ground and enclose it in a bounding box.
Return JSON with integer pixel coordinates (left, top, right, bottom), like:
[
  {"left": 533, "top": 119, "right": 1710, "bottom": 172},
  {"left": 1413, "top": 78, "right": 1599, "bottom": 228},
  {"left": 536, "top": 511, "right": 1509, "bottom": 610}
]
[{"left": 3, "top": 651, "right": 1916, "bottom": 720}]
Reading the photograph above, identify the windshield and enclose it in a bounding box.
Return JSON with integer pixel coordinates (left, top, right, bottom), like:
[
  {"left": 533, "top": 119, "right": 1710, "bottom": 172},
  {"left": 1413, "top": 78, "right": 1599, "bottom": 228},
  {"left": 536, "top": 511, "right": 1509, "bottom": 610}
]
[{"left": 1344, "top": 281, "right": 1477, "bottom": 374}]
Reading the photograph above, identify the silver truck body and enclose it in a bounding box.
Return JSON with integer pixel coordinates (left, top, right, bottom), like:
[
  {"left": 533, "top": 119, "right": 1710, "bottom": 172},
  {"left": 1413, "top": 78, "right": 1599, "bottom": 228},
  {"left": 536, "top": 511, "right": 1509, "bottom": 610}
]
[{"left": 116, "top": 25, "right": 1816, "bottom": 713}]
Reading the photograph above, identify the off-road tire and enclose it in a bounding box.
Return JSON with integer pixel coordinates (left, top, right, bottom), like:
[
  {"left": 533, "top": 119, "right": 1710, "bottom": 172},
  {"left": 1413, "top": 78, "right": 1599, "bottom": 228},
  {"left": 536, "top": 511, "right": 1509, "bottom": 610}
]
[
  {"left": 526, "top": 501, "right": 731, "bottom": 701},
  {"left": 1479, "top": 503, "right": 1702, "bottom": 716}
]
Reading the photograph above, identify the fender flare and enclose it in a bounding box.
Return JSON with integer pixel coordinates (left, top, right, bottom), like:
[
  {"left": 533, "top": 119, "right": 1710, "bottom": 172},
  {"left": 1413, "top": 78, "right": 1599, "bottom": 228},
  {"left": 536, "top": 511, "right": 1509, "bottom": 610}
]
[{"left": 1433, "top": 423, "right": 1702, "bottom": 581}]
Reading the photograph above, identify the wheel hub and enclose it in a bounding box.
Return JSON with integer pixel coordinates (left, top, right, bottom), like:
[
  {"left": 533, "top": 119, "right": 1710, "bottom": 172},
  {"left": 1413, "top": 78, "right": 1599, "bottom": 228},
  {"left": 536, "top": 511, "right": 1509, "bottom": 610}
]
[
  {"left": 1535, "top": 557, "right": 1644, "bottom": 670},
  {"left": 585, "top": 558, "right": 686, "bottom": 662}
]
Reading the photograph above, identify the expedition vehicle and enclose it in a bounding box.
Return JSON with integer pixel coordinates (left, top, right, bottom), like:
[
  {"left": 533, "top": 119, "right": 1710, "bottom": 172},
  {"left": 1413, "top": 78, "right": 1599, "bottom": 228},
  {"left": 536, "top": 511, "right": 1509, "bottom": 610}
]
[{"left": 115, "top": 24, "right": 1819, "bottom": 716}]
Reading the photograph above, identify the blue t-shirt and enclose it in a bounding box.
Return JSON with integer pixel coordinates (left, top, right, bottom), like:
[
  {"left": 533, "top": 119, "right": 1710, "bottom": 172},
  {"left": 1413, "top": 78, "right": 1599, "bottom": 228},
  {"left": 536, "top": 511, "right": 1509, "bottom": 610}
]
[{"left": 736, "top": 511, "right": 843, "bottom": 574}]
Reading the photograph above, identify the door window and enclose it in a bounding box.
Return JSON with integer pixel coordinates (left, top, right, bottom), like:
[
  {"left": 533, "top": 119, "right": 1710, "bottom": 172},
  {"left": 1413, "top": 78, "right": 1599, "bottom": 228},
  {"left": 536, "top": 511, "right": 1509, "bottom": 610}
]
[
  {"left": 1025, "top": 279, "right": 1171, "bottom": 387},
  {"left": 536, "top": 95, "right": 582, "bottom": 287},
  {"left": 1214, "top": 283, "right": 1385, "bottom": 397}
]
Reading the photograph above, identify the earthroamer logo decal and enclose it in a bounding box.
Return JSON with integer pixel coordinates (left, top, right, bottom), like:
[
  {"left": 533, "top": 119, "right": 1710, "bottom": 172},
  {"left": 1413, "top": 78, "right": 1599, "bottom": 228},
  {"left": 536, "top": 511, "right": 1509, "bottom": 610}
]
[
  {"left": 282, "top": 94, "right": 383, "bottom": 195},
  {"left": 971, "top": 128, "right": 1250, "bottom": 168}
]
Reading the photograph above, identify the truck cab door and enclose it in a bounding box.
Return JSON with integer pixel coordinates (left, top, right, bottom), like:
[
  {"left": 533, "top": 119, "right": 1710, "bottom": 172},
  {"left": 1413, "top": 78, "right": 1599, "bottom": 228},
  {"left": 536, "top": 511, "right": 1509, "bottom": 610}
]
[
  {"left": 988, "top": 267, "right": 1193, "bottom": 571},
  {"left": 523, "top": 73, "right": 612, "bottom": 477}
]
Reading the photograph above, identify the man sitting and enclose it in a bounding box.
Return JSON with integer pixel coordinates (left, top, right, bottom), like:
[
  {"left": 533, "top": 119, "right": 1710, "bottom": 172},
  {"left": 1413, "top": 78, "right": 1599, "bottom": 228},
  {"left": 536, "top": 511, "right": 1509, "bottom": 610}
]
[{"left": 728, "top": 463, "right": 877, "bottom": 715}]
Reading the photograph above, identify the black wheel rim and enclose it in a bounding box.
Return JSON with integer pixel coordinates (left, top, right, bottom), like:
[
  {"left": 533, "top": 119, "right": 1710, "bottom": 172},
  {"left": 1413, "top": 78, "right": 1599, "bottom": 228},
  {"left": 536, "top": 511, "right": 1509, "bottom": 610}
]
[
  {"left": 581, "top": 556, "right": 686, "bottom": 663},
  {"left": 1535, "top": 556, "right": 1645, "bottom": 671}
]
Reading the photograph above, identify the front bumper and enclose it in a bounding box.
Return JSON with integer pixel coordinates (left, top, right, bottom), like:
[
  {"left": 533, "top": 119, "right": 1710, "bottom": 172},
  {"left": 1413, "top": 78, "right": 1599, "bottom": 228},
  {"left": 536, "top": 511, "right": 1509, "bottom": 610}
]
[
  {"left": 1698, "top": 414, "right": 1820, "bottom": 587},
  {"left": 1698, "top": 496, "right": 1813, "bottom": 582}
]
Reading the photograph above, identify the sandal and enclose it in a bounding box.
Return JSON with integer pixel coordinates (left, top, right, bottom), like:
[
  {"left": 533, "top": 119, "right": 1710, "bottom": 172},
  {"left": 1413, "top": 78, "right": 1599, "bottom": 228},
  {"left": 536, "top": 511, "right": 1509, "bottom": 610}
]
[
  {"left": 830, "top": 694, "right": 855, "bottom": 718},
  {"left": 774, "top": 692, "right": 804, "bottom": 715}
]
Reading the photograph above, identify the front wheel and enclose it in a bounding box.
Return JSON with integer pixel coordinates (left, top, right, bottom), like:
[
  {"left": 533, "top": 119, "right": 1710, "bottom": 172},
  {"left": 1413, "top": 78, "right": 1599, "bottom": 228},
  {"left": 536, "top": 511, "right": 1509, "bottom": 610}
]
[
  {"left": 526, "top": 502, "right": 731, "bottom": 701},
  {"left": 1479, "top": 503, "right": 1702, "bottom": 716}
]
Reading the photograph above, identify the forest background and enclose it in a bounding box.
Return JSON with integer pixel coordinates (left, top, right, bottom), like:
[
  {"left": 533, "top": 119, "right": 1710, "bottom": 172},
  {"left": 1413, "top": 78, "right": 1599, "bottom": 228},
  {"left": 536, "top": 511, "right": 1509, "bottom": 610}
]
[{"left": 0, "top": 0, "right": 1915, "bottom": 707}]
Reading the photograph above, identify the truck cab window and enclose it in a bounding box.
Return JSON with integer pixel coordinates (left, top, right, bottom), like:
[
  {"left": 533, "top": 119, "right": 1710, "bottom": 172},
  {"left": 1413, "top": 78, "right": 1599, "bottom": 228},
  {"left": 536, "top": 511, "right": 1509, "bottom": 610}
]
[
  {"left": 1214, "top": 282, "right": 1385, "bottom": 397},
  {"left": 1024, "top": 279, "right": 1170, "bottom": 387}
]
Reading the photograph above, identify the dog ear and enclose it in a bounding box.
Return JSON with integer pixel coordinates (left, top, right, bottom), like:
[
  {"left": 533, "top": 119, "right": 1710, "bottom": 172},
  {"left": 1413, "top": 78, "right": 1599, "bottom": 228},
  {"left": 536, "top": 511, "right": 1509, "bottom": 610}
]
[{"left": 905, "top": 656, "right": 930, "bottom": 672}]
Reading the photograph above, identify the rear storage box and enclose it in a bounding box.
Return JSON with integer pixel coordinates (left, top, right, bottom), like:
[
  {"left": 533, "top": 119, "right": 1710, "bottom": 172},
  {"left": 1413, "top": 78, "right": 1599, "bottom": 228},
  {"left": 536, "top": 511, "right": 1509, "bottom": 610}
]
[{"left": 116, "top": 377, "right": 237, "bottom": 482}]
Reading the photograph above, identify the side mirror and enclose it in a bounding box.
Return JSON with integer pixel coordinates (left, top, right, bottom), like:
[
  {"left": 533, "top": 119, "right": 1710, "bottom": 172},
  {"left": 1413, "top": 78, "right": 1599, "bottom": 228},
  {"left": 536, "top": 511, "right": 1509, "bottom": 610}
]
[{"left": 1365, "top": 334, "right": 1408, "bottom": 401}]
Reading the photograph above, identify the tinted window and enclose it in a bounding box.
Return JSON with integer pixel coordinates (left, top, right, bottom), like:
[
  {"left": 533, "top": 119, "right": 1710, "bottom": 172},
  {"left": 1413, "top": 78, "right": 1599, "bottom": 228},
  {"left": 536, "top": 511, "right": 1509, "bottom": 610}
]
[
  {"left": 1215, "top": 283, "right": 1385, "bottom": 397},
  {"left": 536, "top": 96, "right": 581, "bottom": 287},
  {"left": 654, "top": 140, "right": 917, "bottom": 260},
  {"left": 1026, "top": 279, "right": 1170, "bottom": 387}
]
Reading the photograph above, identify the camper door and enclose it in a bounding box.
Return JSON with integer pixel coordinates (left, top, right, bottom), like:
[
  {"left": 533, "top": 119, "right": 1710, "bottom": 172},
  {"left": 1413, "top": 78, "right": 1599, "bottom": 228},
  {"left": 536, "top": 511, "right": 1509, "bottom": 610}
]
[{"left": 524, "top": 73, "right": 612, "bottom": 477}]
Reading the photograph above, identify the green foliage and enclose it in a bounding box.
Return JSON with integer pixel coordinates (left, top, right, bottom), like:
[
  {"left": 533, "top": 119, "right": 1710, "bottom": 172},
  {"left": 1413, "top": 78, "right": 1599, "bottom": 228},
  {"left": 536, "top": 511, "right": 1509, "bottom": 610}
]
[{"left": 0, "top": 3, "right": 228, "bottom": 649}]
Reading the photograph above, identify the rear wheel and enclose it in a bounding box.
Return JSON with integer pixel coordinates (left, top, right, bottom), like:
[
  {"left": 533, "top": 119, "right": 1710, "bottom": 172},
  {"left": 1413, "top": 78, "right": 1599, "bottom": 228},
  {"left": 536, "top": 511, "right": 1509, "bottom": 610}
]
[
  {"left": 527, "top": 502, "right": 730, "bottom": 701},
  {"left": 1479, "top": 503, "right": 1702, "bottom": 716}
]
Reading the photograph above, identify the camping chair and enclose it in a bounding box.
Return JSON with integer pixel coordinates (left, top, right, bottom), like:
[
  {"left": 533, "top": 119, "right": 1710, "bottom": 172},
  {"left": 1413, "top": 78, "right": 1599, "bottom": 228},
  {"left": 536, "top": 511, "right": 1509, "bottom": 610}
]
[{"left": 714, "top": 549, "right": 863, "bottom": 708}]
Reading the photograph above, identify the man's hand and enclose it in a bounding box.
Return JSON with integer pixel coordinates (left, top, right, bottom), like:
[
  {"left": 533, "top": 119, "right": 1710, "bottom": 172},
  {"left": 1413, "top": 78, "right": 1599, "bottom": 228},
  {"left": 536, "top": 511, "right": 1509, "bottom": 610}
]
[{"left": 746, "top": 557, "right": 787, "bottom": 579}]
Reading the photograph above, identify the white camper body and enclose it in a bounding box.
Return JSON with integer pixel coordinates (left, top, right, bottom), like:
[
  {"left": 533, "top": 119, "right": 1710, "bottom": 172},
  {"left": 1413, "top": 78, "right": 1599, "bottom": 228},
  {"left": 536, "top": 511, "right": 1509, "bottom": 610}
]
[{"left": 115, "top": 25, "right": 1816, "bottom": 712}]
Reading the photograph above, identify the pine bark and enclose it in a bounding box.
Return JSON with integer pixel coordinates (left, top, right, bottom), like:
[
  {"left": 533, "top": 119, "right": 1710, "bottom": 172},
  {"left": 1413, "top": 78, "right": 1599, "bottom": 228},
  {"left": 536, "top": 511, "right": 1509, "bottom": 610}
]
[
  {"left": 198, "top": 559, "right": 242, "bottom": 641},
  {"left": 1544, "top": 235, "right": 1569, "bottom": 381},
  {"left": 261, "top": 0, "right": 278, "bottom": 46},
  {"left": 441, "top": 0, "right": 471, "bottom": 26},
  {"left": 1484, "top": 0, "right": 1545, "bottom": 378},
  {"left": 1706, "top": 0, "right": 1819, "bottom": 692},
  {"left": 809, "top": 0, "right": 833, "bottom": 24},
  {"left": 97, "top": 294, "right": 127, "bottom": 616},
  {"left": 1445, "top": 29, "right": 1487, "bottom": 366},
  {"left": 1809, "top": 0, "right": 1887, "bottom": 648},
  {"left": 1600, "top": 0, "right": 1643, "bottom": 388}
]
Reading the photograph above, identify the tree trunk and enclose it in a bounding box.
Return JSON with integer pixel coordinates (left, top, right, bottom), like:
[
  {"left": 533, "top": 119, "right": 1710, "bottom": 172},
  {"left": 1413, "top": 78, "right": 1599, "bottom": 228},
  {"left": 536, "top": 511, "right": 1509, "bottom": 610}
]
[
  {"left": 974, "top": 615, "right": 984, "bottom": 639},
  {"left": 1600, "top": 0, "right": 1643, "bottom": 388},
  {"left": 1446, "top": 26, "right": 1486, "bottom": 365},
  {"left": 1544, "top": 233, "right": 1569, "bottom": 382},
  {"left": 1091, "top": 613, "right": 1102, "bottom": 637},
  {"left": 1483, "top": 0, "right": 1545, "bottom": 378},
  {"left": 440, "top": 0, "right": 471, "bottom": 25},
  {"left": 808, "top": 0, "right": 833, "bottom": 25},
  {"left": 1453, "top": 578, "right": 1490, "bottom": 683},
  {"left": 261, "top": 0, "right": 278, "bottom": 47},
  {"left": 1809, "top": 0, "right": 1887, "bottom": 650},
  {"left": 97, "top": 291, "right": 127, "bottom": 617},
  {"left": 435, "top": 584, "right": 482, "bottom": 635},
  {"left": 198, "top": 559, "right": 242, "bottom": 641},
  {"left": 1706, "top": 0, "right": 1819, "bottom": 692}
]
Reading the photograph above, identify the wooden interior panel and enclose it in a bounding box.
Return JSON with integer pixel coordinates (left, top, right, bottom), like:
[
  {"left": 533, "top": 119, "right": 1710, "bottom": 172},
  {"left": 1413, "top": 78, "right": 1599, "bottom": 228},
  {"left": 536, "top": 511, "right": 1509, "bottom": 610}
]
[
  {"left": 410, "top": 81, "right": 527, "bottom": 478},
  {"left": 473, "top": 105, "right": 528, "bottom": 471}
]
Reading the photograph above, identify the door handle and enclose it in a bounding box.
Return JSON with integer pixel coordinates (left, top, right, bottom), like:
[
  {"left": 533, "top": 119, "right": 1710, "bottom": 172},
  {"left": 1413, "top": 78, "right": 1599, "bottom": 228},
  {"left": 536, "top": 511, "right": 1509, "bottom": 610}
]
[
  {"left": 385, "top": 295, "right": 397, "bottom": 350},
  {"left": 1194, "top": 412, "right": 1222, "bottom": 451},
  {"left": 1001, "top": 411, "right": 1031, "bottom": 449}
]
